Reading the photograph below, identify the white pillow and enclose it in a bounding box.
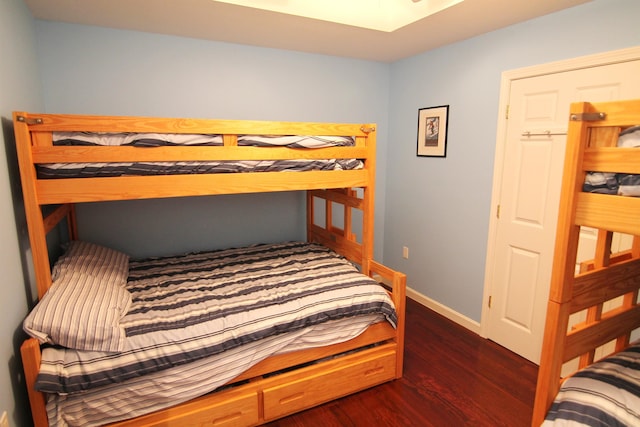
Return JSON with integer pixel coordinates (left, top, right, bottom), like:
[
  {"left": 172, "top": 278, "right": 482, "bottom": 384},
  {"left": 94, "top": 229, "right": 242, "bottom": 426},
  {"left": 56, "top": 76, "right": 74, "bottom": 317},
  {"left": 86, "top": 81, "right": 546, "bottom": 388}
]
[{"left": 23, "top": 271, "right": 132, "bottom": 352}]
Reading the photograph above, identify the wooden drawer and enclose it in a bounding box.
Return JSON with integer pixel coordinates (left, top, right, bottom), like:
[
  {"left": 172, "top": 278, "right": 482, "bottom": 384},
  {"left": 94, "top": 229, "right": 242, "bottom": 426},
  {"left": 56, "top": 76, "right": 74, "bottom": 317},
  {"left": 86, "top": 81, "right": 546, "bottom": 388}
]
[
  {"left": 138, "top": 389, "right": 259, "bottom": 427},
  {"left": 262, "top": 349, "right": 396, "bottom": 421}
]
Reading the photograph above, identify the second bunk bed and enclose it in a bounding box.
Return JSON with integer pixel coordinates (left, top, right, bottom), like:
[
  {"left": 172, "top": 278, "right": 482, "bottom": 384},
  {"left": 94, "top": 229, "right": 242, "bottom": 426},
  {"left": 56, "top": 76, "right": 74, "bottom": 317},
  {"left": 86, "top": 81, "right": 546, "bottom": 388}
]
[{"left": 532, "top": 99, "right": 640, "bottom": 426}]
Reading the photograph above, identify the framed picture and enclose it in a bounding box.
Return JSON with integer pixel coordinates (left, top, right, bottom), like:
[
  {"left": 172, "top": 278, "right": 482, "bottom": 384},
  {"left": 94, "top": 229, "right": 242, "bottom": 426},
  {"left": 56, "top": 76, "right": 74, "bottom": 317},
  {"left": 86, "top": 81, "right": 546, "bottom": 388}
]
[{"left": 416, "top": 105, "right": 449, "bottom": 157}]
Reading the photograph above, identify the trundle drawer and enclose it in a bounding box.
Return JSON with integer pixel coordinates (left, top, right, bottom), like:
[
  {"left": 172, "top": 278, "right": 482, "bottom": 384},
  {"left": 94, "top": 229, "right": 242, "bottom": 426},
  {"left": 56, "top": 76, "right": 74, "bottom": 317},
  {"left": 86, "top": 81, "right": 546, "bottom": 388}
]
[
  {"left": 262, "top": 349, "right": 396, "bottom": 421},
  {"left": 166, "top": 390, "right": 259, "bottom": 427}
]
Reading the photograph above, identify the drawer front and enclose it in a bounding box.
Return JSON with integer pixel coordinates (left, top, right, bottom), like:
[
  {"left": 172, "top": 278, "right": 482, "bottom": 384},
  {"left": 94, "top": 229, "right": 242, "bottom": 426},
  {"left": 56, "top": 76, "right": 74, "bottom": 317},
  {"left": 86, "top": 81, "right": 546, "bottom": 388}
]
[
  {"left": 263, "top": 351, "right": 396, "bottom": 421},
  {"left": 156, "top": 391, "right": 259, "bottom": 427}
]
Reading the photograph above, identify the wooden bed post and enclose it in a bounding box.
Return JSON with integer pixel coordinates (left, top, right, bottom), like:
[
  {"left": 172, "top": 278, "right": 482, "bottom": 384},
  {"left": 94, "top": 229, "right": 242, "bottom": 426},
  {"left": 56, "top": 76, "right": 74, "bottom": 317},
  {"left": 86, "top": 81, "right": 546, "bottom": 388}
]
[
  {"left": 532, "top": 100, "right": 640, "bottom": 425},
  {"left": 21, "top": 338, "right": 48, "bottom": 427},
  {"left": 13, "top": 112, "right": 53, "bottom": 299},
  {"left": 361, "top": 125, "right": 376, "bottom": 266},
  {"left": 531, "top": 103, "right": 593, "bottom": 426}
]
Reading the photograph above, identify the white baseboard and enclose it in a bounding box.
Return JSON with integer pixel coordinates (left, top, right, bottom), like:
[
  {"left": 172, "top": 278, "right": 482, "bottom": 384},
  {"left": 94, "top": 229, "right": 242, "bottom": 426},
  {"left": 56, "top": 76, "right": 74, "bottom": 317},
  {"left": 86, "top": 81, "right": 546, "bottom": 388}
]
[{"left": 407, "top": 286, "right": 481, "bottom": 335}]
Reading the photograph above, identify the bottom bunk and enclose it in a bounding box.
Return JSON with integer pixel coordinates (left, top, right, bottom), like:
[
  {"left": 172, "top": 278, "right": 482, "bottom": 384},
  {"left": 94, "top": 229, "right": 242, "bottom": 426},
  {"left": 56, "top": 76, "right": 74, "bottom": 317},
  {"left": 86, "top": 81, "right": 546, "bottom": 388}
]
[
  {"left": 542, "top": 341, "right": 640, "bottom": 426},
  {"left": 21, "top": 190, "right": 406, "bottom": 427},
  {"left": 23, "top": 322, "right": 401, "bottom": 427},
  {"left": 535, "top": 237, "right": 640, "bottom": 427}
]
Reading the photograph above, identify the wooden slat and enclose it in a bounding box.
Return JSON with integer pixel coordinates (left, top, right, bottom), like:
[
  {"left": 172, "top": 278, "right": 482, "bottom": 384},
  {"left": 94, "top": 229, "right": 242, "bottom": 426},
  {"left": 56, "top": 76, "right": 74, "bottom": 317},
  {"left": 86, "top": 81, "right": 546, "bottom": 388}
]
[
  {"left": 309, "top": 189, "right": 364, "bottom": 210},
  {"left": 575, "top": 192, "right": 640, "bottom": 236},
  {"left": 586, "top": 99, "right": 640, "bottom": 126},
  {"left": 579, "top": 249, "right": 634, "bottom": 272},
  {"left": 32, "top": 145, "right": 370, "bottom": 163},
  {"left": 578, "top": 229, "right": 611, "bottom": 368},
  {"left": 42, "top": 204, "right": 73, "bottom": 234},
  {"left": 571, "top": 257, "right": 640, "bottom": 312},
  {"left": 564, "top": 304, "right": 640, "bottom": 362},
  {"left": 308, "top": 223, "right": 364, "bottom": 263},
  {"left": 19, "top": 112, "right": 374, "bottom": 136},
  {"left": 35, "top": 170, "right": 369, "bottom": 204},
  {"left": 585, "top": 127, "right": 621, "bottom": 148},
  {"left": 582, "top": 147, "right": 640, "bottom": 174}
]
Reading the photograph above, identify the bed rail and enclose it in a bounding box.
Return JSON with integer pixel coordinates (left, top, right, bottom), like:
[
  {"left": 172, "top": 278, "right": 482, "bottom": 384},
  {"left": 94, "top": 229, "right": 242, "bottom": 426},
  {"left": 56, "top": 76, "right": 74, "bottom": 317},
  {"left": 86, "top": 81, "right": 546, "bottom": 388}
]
[{"left": 14, "top": 112, "right": 376, "bottom": 204}]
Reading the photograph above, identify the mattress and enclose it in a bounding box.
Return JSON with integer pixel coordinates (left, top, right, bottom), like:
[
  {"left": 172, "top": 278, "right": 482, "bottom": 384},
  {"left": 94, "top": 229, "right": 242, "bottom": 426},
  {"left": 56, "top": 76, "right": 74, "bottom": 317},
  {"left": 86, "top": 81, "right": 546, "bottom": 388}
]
[
  {"left": 35, "top": 241, "right": 397, "bottom": 426},
  {"left": 37, "top": 132, "right": 363, "bottom": 178},
  {"left": 543, "top": 342, "right": 640, "bottom": 427}
]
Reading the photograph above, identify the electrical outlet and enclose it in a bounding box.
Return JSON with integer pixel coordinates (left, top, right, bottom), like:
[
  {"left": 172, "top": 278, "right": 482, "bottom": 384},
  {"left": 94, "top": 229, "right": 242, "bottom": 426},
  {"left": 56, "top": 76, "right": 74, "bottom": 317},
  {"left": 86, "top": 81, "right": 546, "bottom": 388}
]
[
  {"left": 402, "top": 246, "right": 409, "bottom": 259},
  {"left": 0, "top": 411, "right": 9, "bottom": 427}
]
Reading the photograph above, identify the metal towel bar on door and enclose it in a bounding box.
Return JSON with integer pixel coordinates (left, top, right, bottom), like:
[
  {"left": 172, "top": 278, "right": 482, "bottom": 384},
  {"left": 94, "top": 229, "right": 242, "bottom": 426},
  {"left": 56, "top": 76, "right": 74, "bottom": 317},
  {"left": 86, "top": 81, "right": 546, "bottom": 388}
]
[{"left": 521, "top": 130, "right": 567, "bottom": 137}]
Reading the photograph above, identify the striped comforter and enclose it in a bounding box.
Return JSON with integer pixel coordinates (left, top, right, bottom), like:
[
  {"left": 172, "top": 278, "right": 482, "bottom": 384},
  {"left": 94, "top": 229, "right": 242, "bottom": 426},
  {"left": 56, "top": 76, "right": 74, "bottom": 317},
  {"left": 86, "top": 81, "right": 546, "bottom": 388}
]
[
  {"left": 36, "top": 241, "right": 396, "bottom": 395},
  {"left": 37, "top": 132, "right": 362, "bottom": 178},
  {"left": 543, "top": 343, "right": 640, "bottom": 426},
  {"left": 583, "top": 126, "right": 640, "bottom": 197}
]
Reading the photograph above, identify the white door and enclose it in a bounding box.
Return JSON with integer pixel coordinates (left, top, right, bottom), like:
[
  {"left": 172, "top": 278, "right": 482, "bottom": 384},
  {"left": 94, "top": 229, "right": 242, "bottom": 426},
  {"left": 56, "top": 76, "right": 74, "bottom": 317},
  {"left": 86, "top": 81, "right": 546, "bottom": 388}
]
[{"left": 484, "top": 56, "right": 640, "bottom": 364}]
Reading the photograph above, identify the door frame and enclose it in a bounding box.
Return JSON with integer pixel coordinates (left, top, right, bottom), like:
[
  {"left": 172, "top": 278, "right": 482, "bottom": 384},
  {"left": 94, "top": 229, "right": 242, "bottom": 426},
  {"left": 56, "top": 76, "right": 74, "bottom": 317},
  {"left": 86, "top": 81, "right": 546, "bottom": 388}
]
[{"left": 480, "top": 45, "right": 640, "bottom": 343}]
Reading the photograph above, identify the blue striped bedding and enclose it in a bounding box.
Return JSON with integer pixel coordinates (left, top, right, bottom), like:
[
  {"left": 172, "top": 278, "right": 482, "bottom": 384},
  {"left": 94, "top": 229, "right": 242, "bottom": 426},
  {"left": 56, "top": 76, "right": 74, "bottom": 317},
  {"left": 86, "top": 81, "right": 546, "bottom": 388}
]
[
  {"left": 36, "top": 241, "right": 396, "bottom": 395},
  {"left": 543, "top": 343, "right": 640, "bottom": 426},
  {"left": 37, "top": 132, "right": 362, "bottom": 178},
  {"left": 583, "top": 126, "right": 640, "bottom": 197}
]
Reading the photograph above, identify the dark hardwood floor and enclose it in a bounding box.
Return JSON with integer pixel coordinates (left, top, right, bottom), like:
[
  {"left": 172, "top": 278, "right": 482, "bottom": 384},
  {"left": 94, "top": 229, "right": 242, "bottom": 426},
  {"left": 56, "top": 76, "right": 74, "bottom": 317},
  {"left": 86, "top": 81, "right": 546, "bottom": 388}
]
[{"left": 266, "top": 298, "right": 539, "bottom": 427}]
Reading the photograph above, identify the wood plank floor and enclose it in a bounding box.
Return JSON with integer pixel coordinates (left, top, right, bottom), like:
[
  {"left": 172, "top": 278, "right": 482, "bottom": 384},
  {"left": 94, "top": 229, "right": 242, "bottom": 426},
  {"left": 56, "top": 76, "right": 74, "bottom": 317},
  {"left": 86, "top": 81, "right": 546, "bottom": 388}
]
[{"left": 266, "top": 297, "right": 539, "bottom": 427}]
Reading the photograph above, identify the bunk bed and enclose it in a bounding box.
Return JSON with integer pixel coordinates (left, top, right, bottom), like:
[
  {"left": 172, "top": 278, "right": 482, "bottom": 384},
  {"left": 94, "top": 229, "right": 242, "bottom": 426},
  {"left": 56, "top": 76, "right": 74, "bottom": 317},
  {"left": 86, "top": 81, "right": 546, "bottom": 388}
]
[
  {"left": 532, "top": 99, "right": 640, "bottom": 426},
  {"left": 13, "top": 111, "right": 407, "bottom": 427}
]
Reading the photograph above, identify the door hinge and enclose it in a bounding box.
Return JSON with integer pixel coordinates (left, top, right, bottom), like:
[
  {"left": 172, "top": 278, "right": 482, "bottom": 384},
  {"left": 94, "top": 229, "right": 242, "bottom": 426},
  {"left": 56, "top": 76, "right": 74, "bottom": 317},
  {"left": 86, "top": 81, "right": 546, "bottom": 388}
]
[
  {"left": 505, "top": 105, "right": 509, "bottom": 119},
  {"left": 488, "top": 295, "right": 492, "bottom": 308},
  {"left": 496, "top": 204, "right": 500, "bottom": 219}
]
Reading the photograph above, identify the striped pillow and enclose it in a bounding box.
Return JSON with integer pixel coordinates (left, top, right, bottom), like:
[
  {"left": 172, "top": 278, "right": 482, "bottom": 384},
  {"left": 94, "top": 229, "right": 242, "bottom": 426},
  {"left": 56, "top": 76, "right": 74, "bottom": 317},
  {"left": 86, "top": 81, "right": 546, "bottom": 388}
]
[
  {"left": 52, "top": 240, "right": 129, "bottom": 285},
  {"left": 24, "top": 271, "right": 132, "bottom": 352}
]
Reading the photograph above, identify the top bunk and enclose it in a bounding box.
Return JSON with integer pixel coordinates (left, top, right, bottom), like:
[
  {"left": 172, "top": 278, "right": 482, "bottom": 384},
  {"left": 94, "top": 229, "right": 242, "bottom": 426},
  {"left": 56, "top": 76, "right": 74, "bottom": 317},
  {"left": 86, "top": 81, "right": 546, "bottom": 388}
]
[
  {"left": 13, "top": 112, "right": 379, "bottom": 300},
  {"left": 13, "top": 112, "right": 377, "bottom": 204},
  {"left": 566, "top": 100, "right": 640, "bottom": 237}
]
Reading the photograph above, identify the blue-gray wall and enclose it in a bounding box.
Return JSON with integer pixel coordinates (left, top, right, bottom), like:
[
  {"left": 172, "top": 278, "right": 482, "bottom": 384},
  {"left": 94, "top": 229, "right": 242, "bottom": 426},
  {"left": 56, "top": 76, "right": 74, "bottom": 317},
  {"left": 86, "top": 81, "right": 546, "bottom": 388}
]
[
  {"left": 0, "top": 1, "right": 43, "bottom": 426},
  {"left": 35, "top": 23, "right": 391, "bottom": 259},
  {"left": 384, "top": 0, "right": 640, "bottom": 323},
  {"left": 3, "top": 0, "right": 640, "bottom": 425}
]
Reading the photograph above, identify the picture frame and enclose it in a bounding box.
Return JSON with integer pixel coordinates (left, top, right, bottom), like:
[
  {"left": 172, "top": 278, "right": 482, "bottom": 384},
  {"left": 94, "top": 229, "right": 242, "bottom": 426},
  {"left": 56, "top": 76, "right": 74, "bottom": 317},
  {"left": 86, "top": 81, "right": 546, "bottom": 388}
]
[{"left": 416, "top": 105, "right": 449, "bottom": 157}]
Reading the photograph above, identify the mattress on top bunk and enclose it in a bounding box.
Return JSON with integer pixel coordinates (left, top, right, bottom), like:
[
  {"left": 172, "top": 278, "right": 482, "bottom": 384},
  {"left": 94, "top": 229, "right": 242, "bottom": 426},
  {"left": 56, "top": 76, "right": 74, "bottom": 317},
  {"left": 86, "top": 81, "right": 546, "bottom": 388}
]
[
  {"left": 36, "top": 132, "right": 362, "bottom": 178},
  {"left": 24, "top": 240, "right": 396, "bottom": 425},
  {"left": 583, "top": 126, "right": 640, "bottom": 196},
  {"left": 542, "top": 342, "right": 640, "bottom": 427}
]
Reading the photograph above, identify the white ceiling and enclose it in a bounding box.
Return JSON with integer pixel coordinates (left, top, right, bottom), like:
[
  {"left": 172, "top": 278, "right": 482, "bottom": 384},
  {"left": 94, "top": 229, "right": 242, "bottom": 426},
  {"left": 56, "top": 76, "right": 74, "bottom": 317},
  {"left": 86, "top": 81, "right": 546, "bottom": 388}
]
[{"left": 24, "top": 0, "right": 591, "bottom": 62}]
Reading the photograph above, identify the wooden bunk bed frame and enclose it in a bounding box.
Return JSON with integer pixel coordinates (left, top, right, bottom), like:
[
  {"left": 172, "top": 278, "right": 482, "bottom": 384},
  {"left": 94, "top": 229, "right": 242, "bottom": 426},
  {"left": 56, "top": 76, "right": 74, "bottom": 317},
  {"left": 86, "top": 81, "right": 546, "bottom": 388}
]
[
  {"left": 531, "top": 99, "right": 640, "bottom": 426},
  {"left": 13, "top": 111, "right": 407, "bottom": 427}
]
